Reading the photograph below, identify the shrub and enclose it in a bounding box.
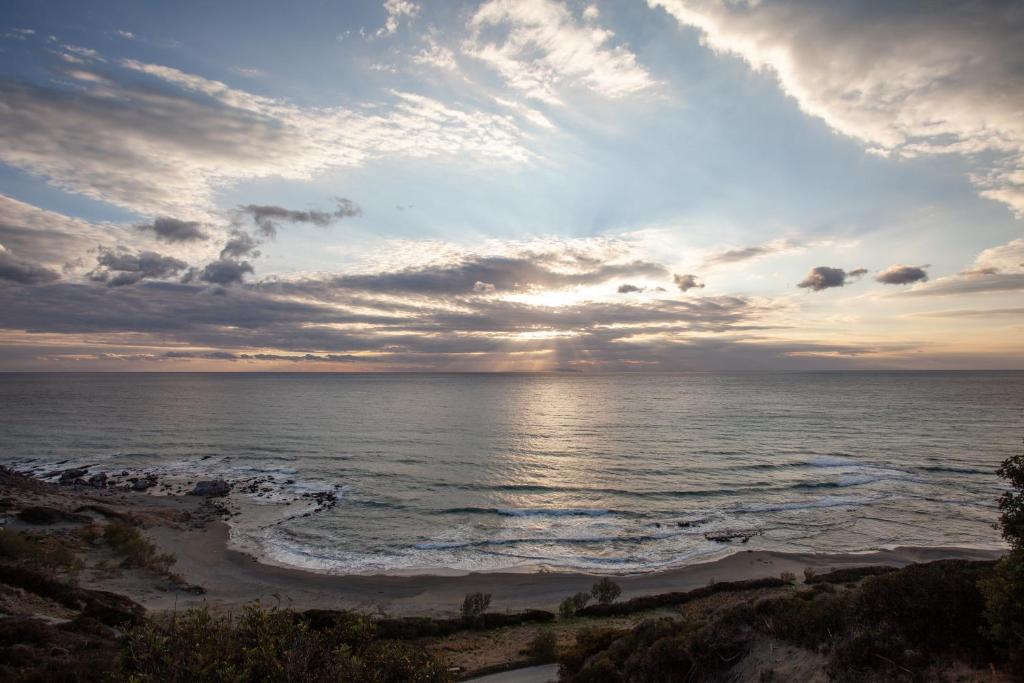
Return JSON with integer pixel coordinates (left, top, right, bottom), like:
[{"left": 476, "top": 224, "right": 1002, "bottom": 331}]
[
  {"left": 591, "top": 578, "right": 621, "bottom": 605},
  {"left": 102, "top": 522, "right": 177, "bottom": 578},
  {"left": 0, "top": 528, "right": 83, "bottom": 574},
  {"left": 981, "top": 550, "right": 1024, "bottom": 669},
  {"left": 984, "top": 443, "right": 1024, "bottom": 669},
  {"left": 779, "top": 571, "right": 796, "bottom": 584},
  {"left": 526, "top": 628, "right": 558, "bottom": 662},
  {"left": 755, "top": 591, "right": 849, "bottom": 649},
  {"left": 559, "top": 592, "right": 592, "bottom": 619},
  {"left": 995, "top": 447, "right": 1024, "bottom": 548},
  {"left": 121, "top": 605, "right": 453, "bottom": 683},
  {"left": 803, "top": 567, "right": 816, "bottom": 583},
  {"left": 850, "top": 560, "right": 992, "bottom": 658},
  {"left": 460, "top": 592, "right": 491, "bottom": 618},
  {"left": 804, "top": 565, "right": 897, "bottom": 586}
]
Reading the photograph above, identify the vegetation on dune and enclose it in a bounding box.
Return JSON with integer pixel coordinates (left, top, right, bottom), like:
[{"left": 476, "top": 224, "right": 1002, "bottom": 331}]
[
  {"left": 99, "top": 521, "right": 177, "bottom": 577},
  {"left": 558, "top": 559, "right": 1001, "bottom": 682},
  {"left": 982, "top": 442, "right": 1024, "bottom": 669},
  {"left": 559, "top": 591, "right": 592, "bottom": 618},
  {"left": 460, "top": 591, "right": 491, "bottom": 619},
  {"left": 590, "top": 578, "right": 621, "bottom": 606},
  {"left": 122, "top": 604, "right": 453, "bottom": 683},
  {"left": 0, "top": 527, "right": 83, "bottom": 575},
  {"left": 525, "top": 628, "right": 558, "bottom": 663}
]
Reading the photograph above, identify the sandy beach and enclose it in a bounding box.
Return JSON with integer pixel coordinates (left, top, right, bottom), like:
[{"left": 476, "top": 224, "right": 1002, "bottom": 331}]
[{"left": 4, "top": 467, "right": 1004, "bottom": 618}]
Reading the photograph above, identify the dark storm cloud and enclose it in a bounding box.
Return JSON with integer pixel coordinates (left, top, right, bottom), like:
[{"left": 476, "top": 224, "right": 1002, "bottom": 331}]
[
  {"left": 239, "top": 199, "right": 362, "bottom": 237},
  {"left": 188, "top": 259, "right": 254, "bottom": 286},
  {"left": 796, "top": 266, "right": 867, "bottom": 292},
  {"left": 135, "top": 217, "right": 208, "bottom": 243},
  {"left": 88, "top": 248, "right": 189, "bottom": 287},
  {"left": 673, "top": 273, "right": 704, "bottom": 292},
  {"left": 219, "top": 231, "right": 261, "bottom": 259},
  {"left": 875, "top": 265, "right": 929, "bottom": 285},
  {"left": 291, "top": 256, "right": 668, "bottom": 296},
  {"left": 618, "top": 283, "right": 643, "bottom": 293},
  {"left": 0, "top": 248, "right": 60, "bottom": 284}
]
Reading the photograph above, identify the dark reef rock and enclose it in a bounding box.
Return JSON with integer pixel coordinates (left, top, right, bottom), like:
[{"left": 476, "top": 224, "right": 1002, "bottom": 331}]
[
  {"left": 58, "top": 468, "right": 89, "bottom": 484},
  {"left": 189, "top": 480, "right": 231, "bottom": 497}
]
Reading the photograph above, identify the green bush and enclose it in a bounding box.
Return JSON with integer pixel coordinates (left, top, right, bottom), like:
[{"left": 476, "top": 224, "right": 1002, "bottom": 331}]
[
  {"left": 558, "top": 592, "right": 592, "bottom": 619},
  {"left": 121, "top": 604, "right": 453, "bottom": 683},
  {"left": 983, "top": 551, "right": 1024, "bottom": 669},
  {"left": 591, "top": 578, "right": 621, "bottom": 606},
  {"left": 984, "top": 445, "right": 1024, "bottom": 670},
  {"left": 102, "top": 522, "right": 177, "bottom": 578},
  {"left": 460, "top": 592, "right": 491, "bottom": 618},
  {"left": 526, "top": 628, "right": 558, "bottom": 663},
  {"left": 755, "top": 590, "right": 849, "bottom": 649},
  {"left": 0, "top": 527, "right": 82, "bottom": 574}
]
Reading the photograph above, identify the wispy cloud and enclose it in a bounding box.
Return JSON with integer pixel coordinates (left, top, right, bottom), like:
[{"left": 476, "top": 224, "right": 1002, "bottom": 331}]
[
  {"left": 464, "top": 0, "right": 656, "bottom": 104},
  {"left": 0, "top": 54, "right": 534, "bottom": 218},
  {"left": 650, "top": 0, "right": 1024, "bottom": 215}
]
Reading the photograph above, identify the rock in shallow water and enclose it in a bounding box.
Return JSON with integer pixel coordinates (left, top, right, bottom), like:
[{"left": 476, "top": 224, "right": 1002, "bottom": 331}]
[{"left": 189, "top": 480, "right": 231, "bottom": 497}]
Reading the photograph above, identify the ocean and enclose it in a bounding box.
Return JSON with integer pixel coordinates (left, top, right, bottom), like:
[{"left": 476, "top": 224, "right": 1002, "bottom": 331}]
[{"left": 1, "top": 371, "right": 1020, "bottom": 574}]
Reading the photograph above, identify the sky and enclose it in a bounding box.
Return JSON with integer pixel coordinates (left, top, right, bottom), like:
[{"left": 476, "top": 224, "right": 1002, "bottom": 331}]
[{"left": 0, "top": 0, "right": 1021, "bottom": 372}]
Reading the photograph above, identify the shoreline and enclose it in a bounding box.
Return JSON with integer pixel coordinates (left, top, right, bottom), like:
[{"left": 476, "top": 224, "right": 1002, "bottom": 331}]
[
  {"left": 3, "top": 465, "right": 1006, "bottom": 617},
  {"left": 145, "top": 518, "right": 1005, "bottom": 616}
]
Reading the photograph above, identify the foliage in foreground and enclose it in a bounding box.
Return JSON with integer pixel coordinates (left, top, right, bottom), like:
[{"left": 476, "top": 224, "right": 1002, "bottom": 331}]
[
  {"left": 121, "top": 604, "right": 453, "bottom": 683},
  {"left": 982, "top": 444, "right": 1024, "bottom": 668},
  {"left": 558, "top": 559, "right": 1002, "bottom": 682}
]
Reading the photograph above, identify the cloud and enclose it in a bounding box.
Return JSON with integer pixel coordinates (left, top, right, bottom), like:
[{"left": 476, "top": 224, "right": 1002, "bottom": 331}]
[
  {"left": 239, "top": 199, "right": 361, "bottom": 237},
  {"left": 618, "top": 283, "right": 643, "bottom": 293},
  {"left": 967, "top": 238, "right": 1024, "bottom": 274},
  {"left": 135, "top": 217, "right": 208, "bottom": 243},
  {"left": 701, "top": 239, "right": 801, "bottom": 268},
  {"left": 188, "top": 258, "right": 254, "bottom": 286},
  {"left": 673, "top": 273, "right": 704, "bottom": 292},
  {"left": 797, "top": 266, "right": 866, "bottom": 292},
  {"left": 0, "top": 194, "right": 117, "bottom": 269},
  {"left": 650, "top": 0, "right": 1024, "bottom": 215},
  {"left": 88, "top": 247, "right": 189, "bottom": 287},
  {"left": 414, "top": 39, "right": 458, "bottom": 72},
  {"left": 219, "top": 231, "right": 261, "bottom": 259},
  {"left": 377, "top": 0, "right": 419, "bottom": 37},
  {"left": 285, "top": 254, "right": 668, "bottom": 296},
  {"left": 464, "top": 0, "right": 656, "bottom": 104},
  {"left": 0, "top": 245, "right": 60, "bottom": 284},
  {"left": 900, "top": 272, "right": 1024, "bottom": 297},
  {"left": 0, "top": 58, "right": 533, "bottom": 217},
  {"left": 875, "top": 264, "right": 929, "bottom": 285},
  {"left": 899, "top": 238, "right": 1023, "bottom": 296}
]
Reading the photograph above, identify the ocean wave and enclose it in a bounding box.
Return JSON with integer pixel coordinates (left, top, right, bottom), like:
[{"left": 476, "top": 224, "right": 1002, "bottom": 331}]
[
  {"left": 734, "top": 495, "right": 874, "bottom": 513},
  {"left": 439, "top": 506, "right": 615, "bottom": 518},
  {"left": 915, "top": 465, "right": 994, "bottom": 475},
  {"left": 413, "top": 530, "right": 687, "bottom": 550}
]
